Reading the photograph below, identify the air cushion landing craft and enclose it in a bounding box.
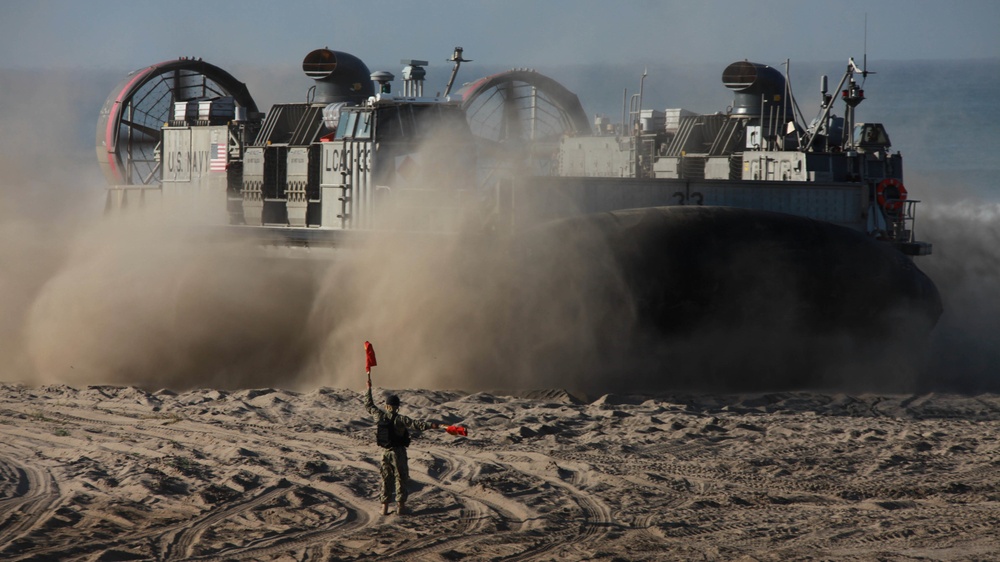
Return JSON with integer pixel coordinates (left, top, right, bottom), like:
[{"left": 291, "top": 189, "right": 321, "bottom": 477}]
[{"left": 96, "top": 45, "right": 942, "bottom": 387}]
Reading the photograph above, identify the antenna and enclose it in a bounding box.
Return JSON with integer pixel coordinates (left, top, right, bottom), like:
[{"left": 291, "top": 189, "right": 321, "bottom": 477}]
[
  {"left": 863, "top": 13, "right": 868, "bottom": 77},
  {"left": 858, "top": 14, "right": 876, "bottom": 82},
  {"left": 443, "top": 47, "right": 471, "bottom": 97}
]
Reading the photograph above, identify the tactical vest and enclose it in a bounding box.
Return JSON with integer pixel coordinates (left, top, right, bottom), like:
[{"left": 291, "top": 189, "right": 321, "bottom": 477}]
[{"left": 376, "top": 415, "right": 410, "bottom": 448}]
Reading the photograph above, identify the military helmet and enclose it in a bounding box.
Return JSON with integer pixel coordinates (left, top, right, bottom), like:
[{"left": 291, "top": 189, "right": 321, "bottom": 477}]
[{"left": 386, "top": 394, "right": 400, "bottom": 408}]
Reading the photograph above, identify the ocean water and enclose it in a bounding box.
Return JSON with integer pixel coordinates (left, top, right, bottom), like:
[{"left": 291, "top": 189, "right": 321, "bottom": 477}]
[{"left": 864, "top": 59, "right": 1000, "bottom": 200}]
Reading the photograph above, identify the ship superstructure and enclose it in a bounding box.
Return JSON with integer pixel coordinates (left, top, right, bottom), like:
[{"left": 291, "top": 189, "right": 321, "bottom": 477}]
[
  {"left": 99, "top": 48, "right": 929, "bottom": 256},
  {"left": 551, "top": 59, "right": 927, "bottom": 256}
]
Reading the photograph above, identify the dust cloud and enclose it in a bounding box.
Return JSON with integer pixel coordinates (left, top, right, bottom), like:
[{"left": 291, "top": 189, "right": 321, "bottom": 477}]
[
  {"left": 0, "top": 180, "right": 633, "bottom": 394},
  {"left": 0, "top": 171, "right": 322, "bottom": 390},
  {"left": 916, "top": 195, "right": 1000, "bottom": 392},
  {"left": 0, "top": 67, "right": 995, "bottom": 395},
  {"left": 296, "top": 128, "right": 639, "bottom": 395},
  {"left": 0, "top": 68, "right": 320, "bottom": 390},
  {"left": 0, "top": 84, "right": 636, "bottom": 394},
  {"left": 23, "top": 218, "right": 323, "bottom": 389},
  {"left": 0, "top": 158, "right": 982, "bottom": 395}
]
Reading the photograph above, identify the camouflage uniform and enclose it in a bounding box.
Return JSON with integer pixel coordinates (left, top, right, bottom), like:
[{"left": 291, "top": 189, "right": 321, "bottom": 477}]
[{"left": 364, "top": 386, "right": 434, "bottom": 504}]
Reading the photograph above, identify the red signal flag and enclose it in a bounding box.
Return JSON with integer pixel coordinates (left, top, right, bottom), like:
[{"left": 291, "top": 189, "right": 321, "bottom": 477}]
[
  {"left": 446, "top": 425, "right": 468, "bottom": 437},
  {"left": 364, "top": 341, "right": 377, "bottom": 373}
]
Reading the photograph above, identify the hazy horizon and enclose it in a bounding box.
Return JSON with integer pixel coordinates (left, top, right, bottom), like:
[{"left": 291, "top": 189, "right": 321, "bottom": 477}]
[{"left": 2, "top": 1, "right": 997, "bottom": 72}]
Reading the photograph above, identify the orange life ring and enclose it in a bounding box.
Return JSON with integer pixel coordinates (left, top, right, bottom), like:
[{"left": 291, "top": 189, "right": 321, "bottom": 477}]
[{"left": 876, "top": 178, "right": 907, "bottom": 212}]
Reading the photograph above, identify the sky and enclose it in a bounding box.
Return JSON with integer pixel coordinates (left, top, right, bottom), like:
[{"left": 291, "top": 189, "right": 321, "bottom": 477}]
[{"left": 2, "top": 0, "right": 998, "bottom": 72}]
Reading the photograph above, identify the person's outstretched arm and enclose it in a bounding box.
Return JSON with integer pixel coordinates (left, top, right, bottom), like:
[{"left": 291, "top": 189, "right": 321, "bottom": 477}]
[
  {"left": 364, "top": 377, "right": 382, "bottom": 418},
  {"left": 397, "top": 414, "right": 440, "bottom": 432}
]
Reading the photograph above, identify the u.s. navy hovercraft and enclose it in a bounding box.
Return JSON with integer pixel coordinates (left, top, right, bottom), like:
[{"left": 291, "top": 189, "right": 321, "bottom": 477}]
[{"left": 96, "top": 46, "right": 941, "bottom": 388}]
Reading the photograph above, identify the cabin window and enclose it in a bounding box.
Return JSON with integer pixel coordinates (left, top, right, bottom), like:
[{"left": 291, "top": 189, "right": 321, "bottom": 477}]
[
  {"left": 356, "top": 112, "right": 373, "bottom": 139},
  {"left": 410, "top": 105, "right": 436, "bottom": 135},
  {"left": 336, "top": 111, "right": 357, "bottom": 138},
  {"left": 376, "top": 107, "right": 403, "bottom": 142},
  {"left": 399, "top": 106, "right": 417, "bottom": 138},
  {"left": 374, "top": 104, "right": 471, "bottom": 143},
  {"left": 335, "top": 110, "right": 375, "bottom": 140},
  {"left": 416, "top": 106, "right": 470, "bottom": 138}
]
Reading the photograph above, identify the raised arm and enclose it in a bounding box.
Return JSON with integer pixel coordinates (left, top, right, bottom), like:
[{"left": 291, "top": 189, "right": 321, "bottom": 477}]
[{"left": 364, "top": 378, "right": 382, "bottom": 418}]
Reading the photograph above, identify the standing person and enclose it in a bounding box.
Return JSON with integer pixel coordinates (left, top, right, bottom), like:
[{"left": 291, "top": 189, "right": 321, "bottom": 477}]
[{"left": 364, "top": 376, "right": 440, "bottom": 515}]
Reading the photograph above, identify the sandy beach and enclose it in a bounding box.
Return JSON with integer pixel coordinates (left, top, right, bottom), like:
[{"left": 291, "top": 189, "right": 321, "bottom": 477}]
[
  {"left": 1, "top": 384, "right": 997, "bottom": 561},
  {"left": 1, "top": 3, "right": 999, "bottom": 559}
]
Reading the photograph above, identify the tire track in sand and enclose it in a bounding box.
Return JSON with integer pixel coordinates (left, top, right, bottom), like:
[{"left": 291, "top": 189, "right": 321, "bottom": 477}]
[
  {"left": 177, "top": 482, "right": 373, "bottom": 561},
  {"left": 158, "top": 480, "right": 294, "bottom": 560},
  {"left": 0, "top": 453, "right": 59, "bottom": 559},
  {"left": 376, "top": 448, "right": 520, "bottom": 561},
  {"left": 471, "top": 451, "right": 616, "bottom": 561}
]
